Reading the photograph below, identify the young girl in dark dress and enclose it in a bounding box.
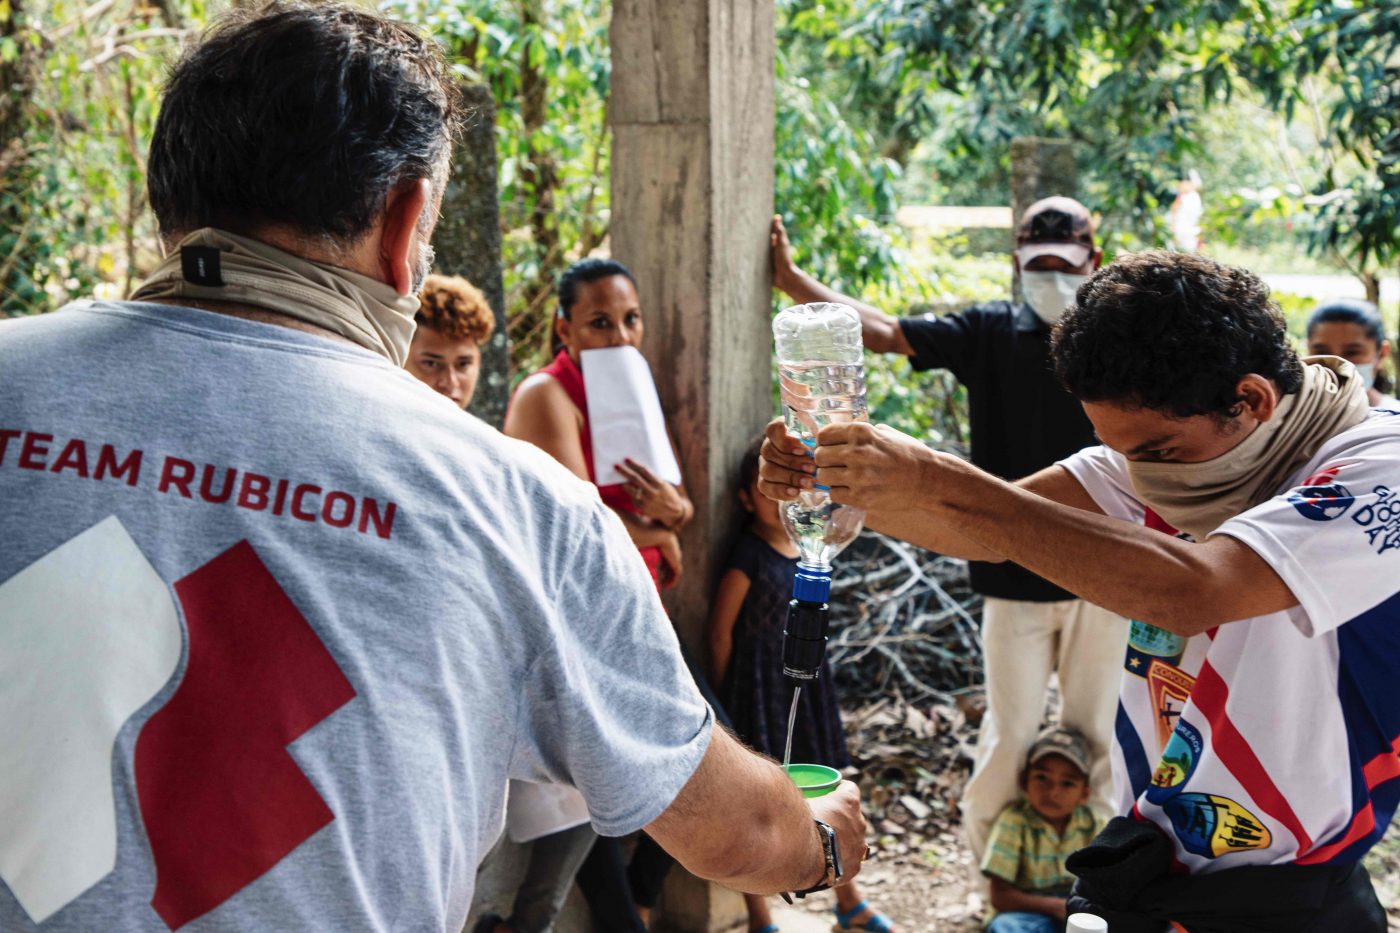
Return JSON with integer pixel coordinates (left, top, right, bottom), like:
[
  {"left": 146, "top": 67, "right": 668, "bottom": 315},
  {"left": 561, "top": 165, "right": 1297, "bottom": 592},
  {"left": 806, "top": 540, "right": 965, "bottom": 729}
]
[{"left": 708, "top": 439, "right": 896, "bottom": 933}]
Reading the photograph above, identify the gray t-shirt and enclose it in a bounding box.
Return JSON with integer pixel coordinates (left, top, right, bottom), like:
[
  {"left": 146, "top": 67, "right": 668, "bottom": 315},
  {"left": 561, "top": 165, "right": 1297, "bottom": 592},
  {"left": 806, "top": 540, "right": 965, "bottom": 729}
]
[{"left": 0, "top": 301, "right": 712, "bottom": 931}]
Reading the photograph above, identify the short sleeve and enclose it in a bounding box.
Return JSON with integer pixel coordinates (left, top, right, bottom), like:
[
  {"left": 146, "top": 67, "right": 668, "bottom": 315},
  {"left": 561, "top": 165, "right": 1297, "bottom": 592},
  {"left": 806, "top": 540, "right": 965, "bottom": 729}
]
[
  {"left": 725, "top": 533, "right": 765, "bottom": 581},
  {"left": 509, "top": 502, "right": 713, "bottom": 836},
  {"left": 897, "top": 307, "right": 981, "bottom": 377},
  {"left": 980, "top": 805, "right": 1026, "bottom": 884},
  {"left": 1057, "top": 444, "right": 1147, "bottom": 524},
  {"left": 1213, "top": 437, "right": 1400, "bottom": 638}
]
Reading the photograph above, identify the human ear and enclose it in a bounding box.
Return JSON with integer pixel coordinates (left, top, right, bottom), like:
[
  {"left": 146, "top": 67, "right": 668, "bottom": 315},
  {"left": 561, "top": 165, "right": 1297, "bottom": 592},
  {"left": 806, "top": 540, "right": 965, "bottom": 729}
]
[
  {"left": 738, "top": 486, "right": 755, "bottom": 513},
  {"left": 379, "top": 177, "right": 432, "bottom": 295},
  {"left": 554, "top": 313, "right": 573, "bottom": 350},
  {"left": 1235, "top": 374, "right": 1278, "bottom": 423}
]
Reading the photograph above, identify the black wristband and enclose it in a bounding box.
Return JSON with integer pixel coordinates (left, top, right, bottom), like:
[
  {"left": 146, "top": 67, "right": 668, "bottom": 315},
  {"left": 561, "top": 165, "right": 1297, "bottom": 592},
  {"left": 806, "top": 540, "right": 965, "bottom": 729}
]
[{"left": 781, "top": 819, "right": 840, "bottom": 903}]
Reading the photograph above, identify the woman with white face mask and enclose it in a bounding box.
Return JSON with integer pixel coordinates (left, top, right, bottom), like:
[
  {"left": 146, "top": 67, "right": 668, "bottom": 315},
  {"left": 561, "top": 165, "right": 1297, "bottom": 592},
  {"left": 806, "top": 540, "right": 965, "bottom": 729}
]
[{"left": 1306, "top": 299, "right": 1397, "bottom": 408}]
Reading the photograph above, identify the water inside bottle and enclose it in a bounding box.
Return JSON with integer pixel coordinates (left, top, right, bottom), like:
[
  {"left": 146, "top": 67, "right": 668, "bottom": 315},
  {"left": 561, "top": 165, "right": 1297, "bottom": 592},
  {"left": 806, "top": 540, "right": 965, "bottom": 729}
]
[{"left": 777, "top": 359, "right": 868, "bottom": 442}]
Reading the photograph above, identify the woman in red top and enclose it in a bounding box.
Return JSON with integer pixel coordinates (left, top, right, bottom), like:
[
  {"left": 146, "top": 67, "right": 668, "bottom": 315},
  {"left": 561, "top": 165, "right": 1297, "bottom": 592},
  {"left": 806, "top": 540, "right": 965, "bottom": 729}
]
[
  {"left": 502, "top": 258, "right": 697, "bottom": 932},
  {"left": 506, "top": 258, "right": 692, "bottom": 588}
]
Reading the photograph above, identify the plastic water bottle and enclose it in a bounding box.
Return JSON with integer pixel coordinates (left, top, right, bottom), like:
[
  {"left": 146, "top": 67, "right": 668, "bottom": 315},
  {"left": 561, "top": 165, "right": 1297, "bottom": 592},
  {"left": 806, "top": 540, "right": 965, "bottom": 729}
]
[{"left": 771, "top": 302, "right": 868, "bottom": 577}]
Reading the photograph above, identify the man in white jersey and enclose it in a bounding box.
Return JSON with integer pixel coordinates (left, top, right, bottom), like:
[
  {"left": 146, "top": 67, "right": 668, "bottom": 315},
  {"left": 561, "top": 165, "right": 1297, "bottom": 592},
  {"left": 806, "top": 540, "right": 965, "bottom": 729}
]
[
  {"left": 760, "top": 250, "right": 1397, "bottom": 931},
  {"left": 0, "top": 5, "right": 866, "bottom": 931}
]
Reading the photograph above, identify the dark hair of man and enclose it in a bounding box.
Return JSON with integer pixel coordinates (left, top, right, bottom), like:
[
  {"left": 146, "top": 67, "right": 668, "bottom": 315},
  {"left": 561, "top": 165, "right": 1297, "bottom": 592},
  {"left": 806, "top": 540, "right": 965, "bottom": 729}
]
[
  {"left": 147, "top": 2, "right": 461, "bottom": 244},
  {"left": 1052, "top": 251, "right": 1304, "bottom": 420},
  {"left": 556, "top": 258, "right": 638, "bottom": 319}
]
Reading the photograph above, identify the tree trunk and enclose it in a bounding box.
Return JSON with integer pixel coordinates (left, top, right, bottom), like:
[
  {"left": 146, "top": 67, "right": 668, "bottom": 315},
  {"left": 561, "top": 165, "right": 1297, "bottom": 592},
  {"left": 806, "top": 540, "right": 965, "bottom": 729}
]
[
  {"left": 433, "top": 83, "right": 510, "bottom": 429},
  {"left": 1361, "top": 270, "right": 1380, "bottom": 306},
  {"left": 517, "top": 0, "right": 559, "bottom": 363}
]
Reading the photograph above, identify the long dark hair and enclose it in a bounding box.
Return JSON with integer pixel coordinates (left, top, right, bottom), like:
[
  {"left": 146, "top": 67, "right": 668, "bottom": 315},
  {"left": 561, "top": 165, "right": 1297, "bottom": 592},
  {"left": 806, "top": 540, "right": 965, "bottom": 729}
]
[{"left": 550, "top": 258, "right": 638, "bottom": 357}]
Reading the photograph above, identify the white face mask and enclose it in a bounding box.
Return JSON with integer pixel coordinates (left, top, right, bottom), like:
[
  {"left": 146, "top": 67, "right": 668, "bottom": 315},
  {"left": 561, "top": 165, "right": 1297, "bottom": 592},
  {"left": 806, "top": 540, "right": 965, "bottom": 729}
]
[
  {"left": 1354, "top": 362, "right": 1376, "bottom": 390},
  {"left": 1022, "top": 270, "right": 1089, "bottom": 326}
]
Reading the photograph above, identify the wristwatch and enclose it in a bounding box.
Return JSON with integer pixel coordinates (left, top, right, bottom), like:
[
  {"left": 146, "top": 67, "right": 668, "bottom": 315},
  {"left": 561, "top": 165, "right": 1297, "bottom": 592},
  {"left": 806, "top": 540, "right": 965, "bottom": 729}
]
[{"left": 782, "top": 819, "right": 843, "bottom": 902}]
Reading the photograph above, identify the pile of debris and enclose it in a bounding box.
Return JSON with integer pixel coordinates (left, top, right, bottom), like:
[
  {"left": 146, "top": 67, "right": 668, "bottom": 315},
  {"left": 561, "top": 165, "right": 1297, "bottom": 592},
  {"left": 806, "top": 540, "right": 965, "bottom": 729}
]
[
  {"left": 828, "top": 531, "right": 984, "bottom": 704},
  {"left": 826, "top": 536, "right": 983, "bottom": 860},
  {"left": 802, "top": 532, "right": 991, "bottom": 926}
]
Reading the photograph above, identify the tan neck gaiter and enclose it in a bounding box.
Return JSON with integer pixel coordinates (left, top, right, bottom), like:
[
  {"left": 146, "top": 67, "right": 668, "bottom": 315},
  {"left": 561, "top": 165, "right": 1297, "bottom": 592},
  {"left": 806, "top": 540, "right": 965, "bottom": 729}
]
[
  {"left": 1126, "top": 357, "right": 1371, "bottom": 541},
  {"left": 130, "top": 228, "right": 419, "bottom": 366}
]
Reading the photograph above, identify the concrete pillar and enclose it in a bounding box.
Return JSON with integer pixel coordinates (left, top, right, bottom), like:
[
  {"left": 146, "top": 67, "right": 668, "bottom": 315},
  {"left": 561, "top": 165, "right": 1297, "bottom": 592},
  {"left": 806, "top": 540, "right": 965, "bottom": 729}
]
[
  {"left": 1009, "top": 136, "right": 1077, "bottom": 301},
  {"left": 435, "top": 82, "right": 511, "bottom": 429},
  {"left": 610, "top": 0, "right": 775, "bottom": 656},
  {"left": 611, "top": 0, "right": 775, "bottom": 930}
]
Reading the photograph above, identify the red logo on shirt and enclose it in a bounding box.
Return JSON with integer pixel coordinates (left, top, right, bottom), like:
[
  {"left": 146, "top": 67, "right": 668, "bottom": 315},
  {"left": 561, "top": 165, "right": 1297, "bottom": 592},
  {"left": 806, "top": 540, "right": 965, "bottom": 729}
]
[{"left": 136, "top": 541, "right": 357, "bottom": 929}]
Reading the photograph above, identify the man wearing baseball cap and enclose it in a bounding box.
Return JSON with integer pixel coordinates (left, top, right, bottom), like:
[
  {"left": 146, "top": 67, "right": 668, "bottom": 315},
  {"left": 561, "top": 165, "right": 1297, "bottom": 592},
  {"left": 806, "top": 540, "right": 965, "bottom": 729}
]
[{"left": 770, "top": 198, "right": 1128, "bottom": 860}]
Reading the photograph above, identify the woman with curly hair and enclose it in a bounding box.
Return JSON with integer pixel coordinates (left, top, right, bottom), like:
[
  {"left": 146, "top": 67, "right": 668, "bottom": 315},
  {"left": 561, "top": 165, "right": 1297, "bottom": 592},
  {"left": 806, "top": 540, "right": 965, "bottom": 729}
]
[{"left": 407, "top": 274, "right": 495, "bottom": 409}]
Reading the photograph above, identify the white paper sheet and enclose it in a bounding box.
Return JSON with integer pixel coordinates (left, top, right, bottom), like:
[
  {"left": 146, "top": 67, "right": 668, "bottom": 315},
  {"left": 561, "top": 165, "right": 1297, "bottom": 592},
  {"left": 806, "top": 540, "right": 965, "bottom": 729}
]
[
  {"left": 581, "top": 346, "right": 682, "bottom": 487},
  {"left": 505, "top": 781, "right": 592, "bottom": 843}
]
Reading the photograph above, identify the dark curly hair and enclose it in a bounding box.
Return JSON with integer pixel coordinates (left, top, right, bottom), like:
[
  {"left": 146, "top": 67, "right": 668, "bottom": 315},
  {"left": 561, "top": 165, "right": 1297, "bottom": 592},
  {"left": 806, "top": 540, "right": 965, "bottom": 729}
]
[
  {"left": 148, "top": 2, "right": 461, "bottom": 244},
  {"left": 417, "top": 274, "right": 495, "bottom": 344},
  {"left": 1052, "top": 251, "right": 1304, "bottom": 419}
]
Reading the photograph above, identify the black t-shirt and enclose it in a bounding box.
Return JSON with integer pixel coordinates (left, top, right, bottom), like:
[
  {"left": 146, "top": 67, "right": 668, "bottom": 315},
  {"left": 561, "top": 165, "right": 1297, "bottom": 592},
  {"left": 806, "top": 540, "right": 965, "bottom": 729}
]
[{"left": 898, "top": 301, "right": 1096, "bottom": 601}]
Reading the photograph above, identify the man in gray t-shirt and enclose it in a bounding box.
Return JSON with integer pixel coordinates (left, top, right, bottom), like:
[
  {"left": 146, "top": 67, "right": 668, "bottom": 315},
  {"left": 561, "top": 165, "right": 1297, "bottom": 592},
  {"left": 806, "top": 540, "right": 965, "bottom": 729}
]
[{"left": 0, "top": 5, "right": 866, "bottom": 931}]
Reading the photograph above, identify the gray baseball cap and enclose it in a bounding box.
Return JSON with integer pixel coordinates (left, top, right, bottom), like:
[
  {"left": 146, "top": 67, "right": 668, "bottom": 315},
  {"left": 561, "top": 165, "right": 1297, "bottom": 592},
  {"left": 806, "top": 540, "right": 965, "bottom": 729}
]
[{"left": 1027, "top": 725, "right": 1092, "bottom": 777}]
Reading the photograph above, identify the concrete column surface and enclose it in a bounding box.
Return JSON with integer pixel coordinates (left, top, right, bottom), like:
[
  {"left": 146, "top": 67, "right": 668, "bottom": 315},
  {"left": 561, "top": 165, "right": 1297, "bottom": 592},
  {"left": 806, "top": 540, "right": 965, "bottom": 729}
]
[{"left": 612, "top": 0, "right": 776, "bottom": 930}]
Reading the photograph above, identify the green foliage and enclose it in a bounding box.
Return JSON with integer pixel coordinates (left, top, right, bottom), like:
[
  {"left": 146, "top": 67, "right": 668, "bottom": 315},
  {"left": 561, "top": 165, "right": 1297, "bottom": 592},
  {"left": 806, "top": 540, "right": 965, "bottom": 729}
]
[
  {"left": 383, "top": 0, "right": 611, "bottom": 373},
  {"left": 1285, "top": 2, "right": 1400, "bottom": 272},
  {"left": 2, "top": 0, "right": 182, "bottom": 316},
  {"left": 789, "top": 0, "right": 1398, "bottom": 290}
]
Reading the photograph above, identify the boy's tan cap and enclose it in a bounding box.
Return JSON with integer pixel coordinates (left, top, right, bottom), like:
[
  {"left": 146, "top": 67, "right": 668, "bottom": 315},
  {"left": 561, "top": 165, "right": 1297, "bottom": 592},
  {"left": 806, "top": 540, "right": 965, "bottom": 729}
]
[{"left": 1028, "top": 725, "right": 1091, "bottom": 777}]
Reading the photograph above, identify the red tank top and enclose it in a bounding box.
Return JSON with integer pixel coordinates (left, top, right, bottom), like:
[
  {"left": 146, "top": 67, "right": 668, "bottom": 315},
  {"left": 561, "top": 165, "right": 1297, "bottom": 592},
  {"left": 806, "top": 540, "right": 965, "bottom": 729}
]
[{"left": 532, "top": 350, "right": 664, "bottom": 585}]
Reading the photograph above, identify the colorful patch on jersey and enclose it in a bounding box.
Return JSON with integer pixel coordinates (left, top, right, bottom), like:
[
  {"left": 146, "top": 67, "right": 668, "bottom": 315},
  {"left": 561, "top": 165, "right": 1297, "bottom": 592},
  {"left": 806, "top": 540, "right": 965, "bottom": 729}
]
[
  {"left": 1163, "top": 793, "right": 1272, "bottom": 858},
  {"left": 1351, "top": 485, "right": 1400, "bottom": 555},
  {"left": 1147, "top": 659, "right": 1196, "bottom": 749},
  {"left": 1288, "top": 475, "right": 1354, "bottom": 521},
  {"left": 1124, "top": 621, "right": 1187, "bottom": 678},
  {"left": 1146, "top": 720, "right": 1203, "bottom": 804}
]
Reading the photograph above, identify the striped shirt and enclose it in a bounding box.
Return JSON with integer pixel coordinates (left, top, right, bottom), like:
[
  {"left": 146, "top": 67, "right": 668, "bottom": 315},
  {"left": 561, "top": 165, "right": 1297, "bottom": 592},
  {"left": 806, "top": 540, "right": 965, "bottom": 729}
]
[{"left": 980, "top": 798, "right": 1101, "bottom": 895}]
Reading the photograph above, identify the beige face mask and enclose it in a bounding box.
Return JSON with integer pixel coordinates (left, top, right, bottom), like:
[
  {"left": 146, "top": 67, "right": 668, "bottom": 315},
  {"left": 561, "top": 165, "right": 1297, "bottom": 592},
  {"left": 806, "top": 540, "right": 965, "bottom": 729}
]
[
  {"left": 130, "top": 228, "right": 420, "bottom": 367},
  {"left": 1126, "top": 357, "right": 1371, "bottom": 541}
]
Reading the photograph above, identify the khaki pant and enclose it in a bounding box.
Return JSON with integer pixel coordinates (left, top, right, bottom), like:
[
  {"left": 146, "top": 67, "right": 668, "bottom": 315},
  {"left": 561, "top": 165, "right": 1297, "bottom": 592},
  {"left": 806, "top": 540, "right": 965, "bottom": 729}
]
[{"left": 962, "top": 596, "right": 1129, "bottom": 861}]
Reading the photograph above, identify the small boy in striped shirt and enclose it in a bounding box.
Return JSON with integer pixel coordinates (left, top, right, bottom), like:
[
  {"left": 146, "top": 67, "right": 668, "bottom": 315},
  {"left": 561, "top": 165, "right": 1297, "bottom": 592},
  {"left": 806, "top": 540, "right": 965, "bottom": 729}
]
[{"left": 981, "top": 727, "right": 1103, "bottom": 933}]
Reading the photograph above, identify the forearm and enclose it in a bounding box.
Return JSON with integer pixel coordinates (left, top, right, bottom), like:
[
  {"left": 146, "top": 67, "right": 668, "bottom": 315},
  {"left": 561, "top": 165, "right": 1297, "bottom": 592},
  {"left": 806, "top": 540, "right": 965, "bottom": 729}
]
[
  {"left": 708, "top": 633, "right": 732, "bottom": 686},
  {"left": 666, "top": 493, "right": 694, "bottom": 532},
  {"left": 924, "top": 461, "right": 1238, "bottom": 634},
  {"left": 777, "top": 269, "right": 906, "bottom": 355},
  {"left": 864, "top": 507, "right": 1005, "bottom": 563},
  {"left": 612, "top": 507, "right": 670, "bottom": 548},
  {"left": 647, "top": 729, "right": 826, "bottom": 894}
]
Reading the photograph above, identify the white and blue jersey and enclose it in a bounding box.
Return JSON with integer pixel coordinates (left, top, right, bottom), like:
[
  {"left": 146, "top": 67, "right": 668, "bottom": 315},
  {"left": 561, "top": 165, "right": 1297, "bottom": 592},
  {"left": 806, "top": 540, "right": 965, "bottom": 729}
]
[{"left": 1061, "top": 408, "right": 1400, "bottom": 873}]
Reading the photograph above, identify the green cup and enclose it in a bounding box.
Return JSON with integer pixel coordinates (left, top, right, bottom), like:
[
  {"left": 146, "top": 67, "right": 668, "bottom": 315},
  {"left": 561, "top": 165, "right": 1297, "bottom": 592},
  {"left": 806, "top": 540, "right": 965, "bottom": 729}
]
[{"left": 785, "top": 763, "right": 842, "bottom": 798}]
